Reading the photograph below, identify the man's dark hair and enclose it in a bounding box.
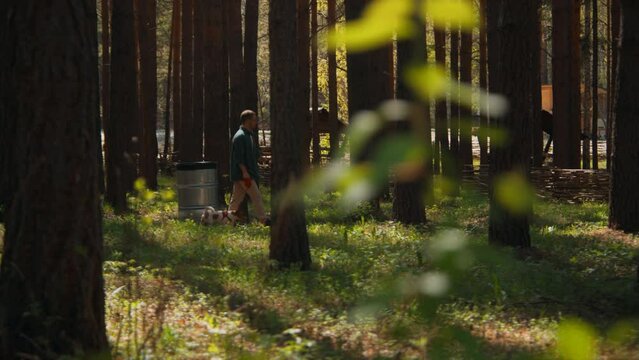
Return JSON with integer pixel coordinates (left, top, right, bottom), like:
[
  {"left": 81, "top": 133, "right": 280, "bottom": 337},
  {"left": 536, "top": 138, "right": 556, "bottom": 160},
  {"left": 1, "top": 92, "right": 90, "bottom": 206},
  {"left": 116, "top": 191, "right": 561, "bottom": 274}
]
[{"left": 240, "top": 110, "right": 256, "bottom": 124}]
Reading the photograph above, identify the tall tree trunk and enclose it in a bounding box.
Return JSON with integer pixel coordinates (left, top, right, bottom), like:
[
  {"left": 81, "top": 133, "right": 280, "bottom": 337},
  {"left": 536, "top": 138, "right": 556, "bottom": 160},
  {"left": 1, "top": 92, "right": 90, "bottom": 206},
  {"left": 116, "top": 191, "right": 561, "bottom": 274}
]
[
  {"left": 227, "top": 0, "right": 244, "bottom": 128},
  {"left": 297, "top": 0, "right": 311, "bottom": 167},
  {"left": 192, "top": 0, "right": 204, "bottom": 160},
  {"left": 172, "top": 0, "right": 182, "bottom": 157},
  {"left": 392, "top": 10, "right": 427, "bottom": 225},
  {"left": 99, "top": 0, "right": 111, "bottom": 194},
  {"left": 311, "top": 0, "right": 321, "bottom": 165},
  {"left": 488, "top": 0, "right": 537, "bottom": 248},
  {"left": 244, "top": 0, "right": 259, "bottom": 112},
  {"left": 608, "top": 0, "right": 620, "bottom": 171},
  {"left": 434, "top": 28, "right": 447, "bottom": 175},
  {"left": 107, "top": 0, "right": 139, "bottom": 212},
  {"left": 609, "top": 0, "right": 639, "bottom": 232},
  {"left": 269, "top": 0, "right": 312, "bottom": 270},
  {"left": 450, "top": 26, "right": 461, "bottom": 195},
  {"left": 531, "top": 6, "right": 544, "bottom": 168},
  {"left": 552, "top": 0, "right": 581, "bottom": 168},
  {"left": 540, "top": 18, "right": 549, "bottom": 85},
  {"left": 327, "top": 0, "right": 339, "bottom": 160},
  {"left": 204, "top": 0, "right": 231, "bottom": 206},
  {"left": 583, "top": 0, "right": 593, "bottom": 169},
  {"left": 0, "top": 1, "right": 109, "bottom": 357},
  {"left": 138, "top": 0, "right": 159, "bottom": 189},
  {"left": 479, "top": 0, "right": 489, "bottom": 166},
  {"left": 345, "top": 0, "right": 389, "bottom": 213},
  {"left": 459, "top": 28, "right": 473, "bottom": 167},
  {"left": 592, "top": 0, "right": 600, "bottom": 169},
  {"left": 180, "top": 0, "right": 198, "bottom": 161},
  {"left": 163, "top": 4, "right": 175, "bottom": 162}
]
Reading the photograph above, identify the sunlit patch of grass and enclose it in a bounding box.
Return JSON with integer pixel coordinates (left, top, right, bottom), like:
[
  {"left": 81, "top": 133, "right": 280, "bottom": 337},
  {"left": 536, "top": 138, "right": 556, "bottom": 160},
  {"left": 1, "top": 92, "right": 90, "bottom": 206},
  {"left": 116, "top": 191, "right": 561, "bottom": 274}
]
[{"left": 99, "top": 177, "right": 639, "bottom": 358}]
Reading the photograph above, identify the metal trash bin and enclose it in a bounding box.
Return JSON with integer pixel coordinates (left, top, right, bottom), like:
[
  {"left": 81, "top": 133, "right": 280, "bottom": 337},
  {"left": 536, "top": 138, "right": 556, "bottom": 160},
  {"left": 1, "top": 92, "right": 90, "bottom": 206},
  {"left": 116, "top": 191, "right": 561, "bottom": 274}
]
[{"left": 176, "top": 161, "right": 218, "bottom": 220}]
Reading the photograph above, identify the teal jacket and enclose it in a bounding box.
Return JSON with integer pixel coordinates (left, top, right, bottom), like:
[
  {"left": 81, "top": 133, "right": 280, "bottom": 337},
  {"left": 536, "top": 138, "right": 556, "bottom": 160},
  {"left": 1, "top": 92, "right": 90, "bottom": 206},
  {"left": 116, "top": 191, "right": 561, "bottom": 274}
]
[{"left": 230, "top": 127, "right": 260, "bottom": 182}]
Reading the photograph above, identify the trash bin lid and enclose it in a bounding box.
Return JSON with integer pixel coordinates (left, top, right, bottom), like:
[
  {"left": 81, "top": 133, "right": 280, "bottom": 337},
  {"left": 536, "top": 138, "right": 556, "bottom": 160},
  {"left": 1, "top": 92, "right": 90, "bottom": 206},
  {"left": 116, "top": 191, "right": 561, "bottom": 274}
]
[{"left": 176, "top": 161, "right": 218, "bottom": 171}]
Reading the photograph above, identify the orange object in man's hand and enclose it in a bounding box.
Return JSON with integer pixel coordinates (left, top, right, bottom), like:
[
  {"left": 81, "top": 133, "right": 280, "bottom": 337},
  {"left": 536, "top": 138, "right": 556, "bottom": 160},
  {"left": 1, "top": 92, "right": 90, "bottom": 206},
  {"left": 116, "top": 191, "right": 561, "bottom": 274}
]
[{"left": 243, "top": 178, "right": 252, "bottom": 189}]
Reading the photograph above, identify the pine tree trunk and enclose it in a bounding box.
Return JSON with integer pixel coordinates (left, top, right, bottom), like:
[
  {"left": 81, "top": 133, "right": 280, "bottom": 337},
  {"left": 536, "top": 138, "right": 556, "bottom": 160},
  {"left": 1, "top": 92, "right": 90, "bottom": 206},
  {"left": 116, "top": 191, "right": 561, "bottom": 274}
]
[
  {"left": 479, "top": 0, "right": 489, "bottom": 166},
  {"left": 163, "top": 4, "right": 175, "bottom": 162},
  {"left": 344, "top": 0, "right": 388, "bottom": 213},
  {"left": 327, "top": 0, "right": 339, "bottom": 160},
  {"left": 99, "top": 0, "right": 111, "bottom": 194},
  {"left": 226, "top": 0, "right": 244, "bottom": 129},
  {"left": 583, "top": 0, "right": 593, "bottom": 170},
  {"left": 532, "top": 7, "right": 544, "bottom": 167},
  {"left": 460, "top": 29, "right": 473, "bottom": 167},
  {"left": 244, "top": 0, "right": 259, "bottom": 112},
  {"left": 172, "top": 0, "right": 182, "bottom": 157},
  {"left": 204, "top": 0, "right": 230, "bottom": 206},
  {"left": 107, "top": 0, "right": 139, "bottom": 212},
  {"left": 297, "top": 0, "right": 311, "bottom": 168},
  {"left": 434, "top": 28, "right": 447, "bottom": 175},
  {"left": 138, "top": 0, "right": 159, "bottom": 189},
  {"left": 450, "top": 26, "right": 461, "bottom": 196},
  {"left": 609, "top": 0, "right": 639, "bottom": 232},
  {"left": 179, "top": 0, "right": 198, "bottom": 161},
  {"left": 552, "top": 0, "right": 581, "bottom": 168},
  {"left": 608, "top": 0, "right": 620, "bottom": 171},
  {"left": 540, "top": 19, "right": 549, "bottom": 85},
  {"left": 488, "top": 0, "right": 536, "bottom": 248},
  {"left": 311, "top": 0, "right": 321, "bottom": 165},
  {"left": 0, "top": 1, "right": 109, "bottom": 356},
  {"left": 392, "top": 12, "right": 427, "bottom": 225},
  {"left": 269, "top": 0, "right": 312, "bottom": 270},
  {"left": 592, "top": 0, "right": 599, "bottom": 169},
  {"left": 192, "top": 0, "right": 204, "bottom": 159}
]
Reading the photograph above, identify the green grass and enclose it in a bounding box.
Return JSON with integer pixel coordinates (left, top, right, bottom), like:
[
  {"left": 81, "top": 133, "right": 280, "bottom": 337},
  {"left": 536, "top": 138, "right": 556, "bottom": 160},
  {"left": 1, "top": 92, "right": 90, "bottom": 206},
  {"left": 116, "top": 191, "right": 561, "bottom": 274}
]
[
  {"left": 97, "top": 177, "right": 639, "bottom": 359},
  {"left": 1, "top": 176, "right": 637, "bottom": 359}
]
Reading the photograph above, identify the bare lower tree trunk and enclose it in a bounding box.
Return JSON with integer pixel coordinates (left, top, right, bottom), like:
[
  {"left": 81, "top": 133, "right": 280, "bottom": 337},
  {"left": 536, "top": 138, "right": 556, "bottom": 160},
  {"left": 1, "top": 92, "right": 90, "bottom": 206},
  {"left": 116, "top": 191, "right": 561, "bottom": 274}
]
[
  {"left": 180, "top": 0, "right": 199, "bottom": 162},
  {"left": 107, "top": 0, "right": 139, "bottom": 212},
  {"left": 450, "top": 26, "right": 460, "bottom": 168},
  {"left": 450, "top": 26, "right": 461, "bottom": 196},
  {"left": 244, "top": 0, "right": 259, "bottom": 112},
  {"left": 192, "top": 0, "right": 204, "bottom": 160},
  {"left": 163, "top": 5, "right": 175, "bottom": 163},
  {"left": 609, "top": 0, "right": 639, "bottom": 232},
  {"left": 434, "top": 28, "right": 447, "bottom": 175},
  {"left": 479, "top": 0, "right": 489, "bottom": 167},
  {"left": 592, "top": 0, "right": 599, "bottom": 169},
  {"left": 138, "top": 0, "right": 159, "bottom": 189},
  {"left": 460, "top": 29, "right": 473, "bottom": 167},
  {"left": 311, "top": 0, "right": 320, "bottom": 165},
  {"left": 552, "top": 0, "right": 581, "bottom": 168},
  {"left": 269, "top": 0, "right": 312, "bottom": 270},
  {"left": 204, "top": 0, "right": 230, "bottom": 206},
  {"left": 392, "top": 10, "right": 427, "bottom": 225},
  {"left": 227, "top": 0, "right": 244, "bottom": 128},
  {"left": 583, "top": 0, "right": 593, "bottom": 170},
  {"left": 297, "top": 0, "right": 311, "bottom": 168},
  {"left": 488, "top": 0, "right": 536, "bottom": 248},
  {"left": 608, "top": 0, "right": 620, "bottom": 171},
  {"left": 532, "top": 7, "right": 544, "bottom": 167},
  {"left": 327, "top": 0, "right": 339, "bottom": 159},
  {"left": 172, "top": 0, "right": 182, "bottom": 157},
  {"left": 99, "top": 0, "right": 111, "bottom": 194},
  {"left": 0, "top": 1, "right": 109, "bottom": 357}
]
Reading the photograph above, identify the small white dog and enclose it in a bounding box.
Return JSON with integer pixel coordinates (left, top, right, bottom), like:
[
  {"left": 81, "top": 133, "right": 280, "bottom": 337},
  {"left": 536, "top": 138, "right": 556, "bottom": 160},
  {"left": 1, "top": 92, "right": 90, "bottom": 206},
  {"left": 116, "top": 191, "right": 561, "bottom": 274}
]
[{"left": 200, "top": 206, "right": 239, "bottom": 226}]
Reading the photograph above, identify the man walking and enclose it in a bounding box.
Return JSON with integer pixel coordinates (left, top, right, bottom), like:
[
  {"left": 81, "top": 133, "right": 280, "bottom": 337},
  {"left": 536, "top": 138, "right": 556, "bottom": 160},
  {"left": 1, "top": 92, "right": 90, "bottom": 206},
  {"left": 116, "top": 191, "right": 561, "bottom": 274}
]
[{"left": 229, "top": 110, "right": 270, "bottom": 225}]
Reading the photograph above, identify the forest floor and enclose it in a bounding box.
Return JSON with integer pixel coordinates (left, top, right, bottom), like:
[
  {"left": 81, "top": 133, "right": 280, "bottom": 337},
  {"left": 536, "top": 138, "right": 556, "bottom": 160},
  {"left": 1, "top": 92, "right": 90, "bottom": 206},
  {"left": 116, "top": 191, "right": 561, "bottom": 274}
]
[{"left": 1, "top": 176, "right": 638, "bottom": 359}]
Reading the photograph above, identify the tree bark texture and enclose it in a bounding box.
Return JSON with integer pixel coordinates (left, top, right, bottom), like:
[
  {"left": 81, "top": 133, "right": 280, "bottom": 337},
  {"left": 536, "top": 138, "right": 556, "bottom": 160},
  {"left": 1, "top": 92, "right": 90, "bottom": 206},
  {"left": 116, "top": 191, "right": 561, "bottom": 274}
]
[{"left": 0, "top": 1, "right": 109, "bottom": 356}]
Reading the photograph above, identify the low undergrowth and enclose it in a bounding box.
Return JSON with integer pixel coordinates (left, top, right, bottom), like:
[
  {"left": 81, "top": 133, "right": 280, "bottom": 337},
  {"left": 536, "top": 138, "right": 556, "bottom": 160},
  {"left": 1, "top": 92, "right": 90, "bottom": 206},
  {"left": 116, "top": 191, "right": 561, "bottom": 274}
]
[{"left": 2, "top": 176, "right": 637, "bottom": 359}]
